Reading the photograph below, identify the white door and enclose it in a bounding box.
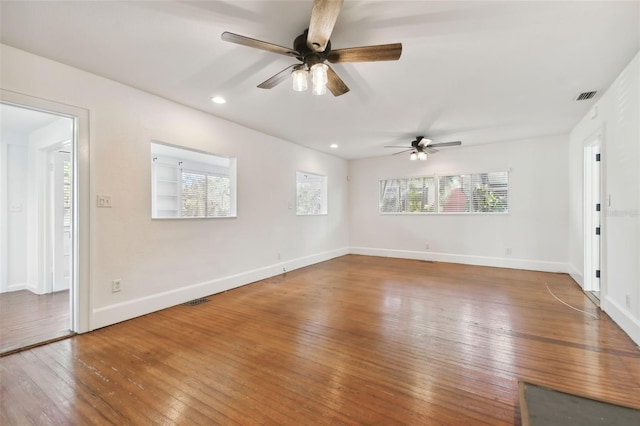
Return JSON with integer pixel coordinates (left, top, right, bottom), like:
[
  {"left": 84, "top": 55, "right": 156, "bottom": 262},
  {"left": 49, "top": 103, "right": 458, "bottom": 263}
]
[{"left": 52, "top": 150, "right": 71, "bottom": 292}]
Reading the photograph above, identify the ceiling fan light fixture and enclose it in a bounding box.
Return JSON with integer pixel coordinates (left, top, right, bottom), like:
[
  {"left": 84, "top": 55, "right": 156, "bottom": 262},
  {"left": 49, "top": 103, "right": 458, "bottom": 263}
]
[
  {"left": 292, "top": 67, "right": 309, "bottom": 92},
  {"left": 410, "top": 151, "right": 418, "bottom": 161},
  {"left": 418, "top": 151, "right": 427, "bottom": 161},
  {"left": 311, "top": 62, "right": 328, "bottom": 95}
]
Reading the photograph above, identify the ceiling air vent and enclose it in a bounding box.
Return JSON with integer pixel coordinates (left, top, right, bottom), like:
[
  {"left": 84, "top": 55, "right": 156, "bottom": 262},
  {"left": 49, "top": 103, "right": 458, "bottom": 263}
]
[{"left": 575, "top": 91, "right": 597, "bottom": 101}]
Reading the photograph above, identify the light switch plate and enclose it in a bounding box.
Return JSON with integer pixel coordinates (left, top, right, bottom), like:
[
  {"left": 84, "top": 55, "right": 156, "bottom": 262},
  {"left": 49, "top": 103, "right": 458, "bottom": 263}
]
[{"left": 97, "top": 195, "right": 112, "bottom": 208}]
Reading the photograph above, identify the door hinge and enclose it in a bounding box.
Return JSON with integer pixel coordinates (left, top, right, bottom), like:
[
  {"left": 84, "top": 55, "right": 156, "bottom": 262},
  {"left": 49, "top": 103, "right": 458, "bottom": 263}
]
[
  {"left": 595, "top": 153, "right": 601, "bottom": 162},
  {"left": 595, "top": 270, "right": 601, "bottom": 278},
  {"left": 595, "top": 227, "right": 601, "bottom": 235},
  {"left": 595, "top": 203, "right": 600, "bottom": 212}
]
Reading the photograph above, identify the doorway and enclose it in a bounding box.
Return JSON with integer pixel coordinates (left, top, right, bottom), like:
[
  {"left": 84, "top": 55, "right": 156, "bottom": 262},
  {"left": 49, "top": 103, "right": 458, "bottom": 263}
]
[
  {"left": 0, "top": 102, "right": 75, "bottom": 354},
  {"left": 583, "top": 136, "right": 602, "bottom": 300}
]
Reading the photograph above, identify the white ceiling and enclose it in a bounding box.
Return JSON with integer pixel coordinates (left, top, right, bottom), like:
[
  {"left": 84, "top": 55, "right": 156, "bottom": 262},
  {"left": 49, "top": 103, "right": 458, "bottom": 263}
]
[{"left": 1, "top": 1, "right": 638, "bottom": 159}]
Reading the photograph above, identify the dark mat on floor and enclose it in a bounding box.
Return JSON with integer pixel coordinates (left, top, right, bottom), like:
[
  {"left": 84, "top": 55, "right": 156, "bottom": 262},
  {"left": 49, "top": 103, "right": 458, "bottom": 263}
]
[{"left": 519, "top": 381, "right": 640, "bottom": 426}]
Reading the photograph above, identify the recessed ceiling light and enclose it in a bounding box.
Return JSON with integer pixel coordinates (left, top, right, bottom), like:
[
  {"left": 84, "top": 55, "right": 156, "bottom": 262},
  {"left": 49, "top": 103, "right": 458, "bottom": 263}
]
[
  {"left": 211, "top": 96, "right": 226, "bottom": 104},
  {"left": 330, "top": 144, "right": 338, "bottom": 149}
]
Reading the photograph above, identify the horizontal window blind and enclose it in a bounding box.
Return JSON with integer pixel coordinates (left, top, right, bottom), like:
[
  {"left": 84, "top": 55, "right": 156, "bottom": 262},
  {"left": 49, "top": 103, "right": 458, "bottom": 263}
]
[
  {"left": 63, "top": 159, "right": 72, "bottom": 226},
  {"left": 380, "top": 172, "right": 508, "bottom": 214},
  {"left": 380, "top": 177, "right": 436, "bottom": 213},
  {"left": 181, "top": 171, "right": 207, "bottom": 217},
  {"left": 182, "top": 169, "right": 230, "bottom": 218},
  {"left": 207, "top": 175, "right": 231, "bottom": 217},
  {"left": 439, "top": 172, "right": 509, "bottom": 213}
]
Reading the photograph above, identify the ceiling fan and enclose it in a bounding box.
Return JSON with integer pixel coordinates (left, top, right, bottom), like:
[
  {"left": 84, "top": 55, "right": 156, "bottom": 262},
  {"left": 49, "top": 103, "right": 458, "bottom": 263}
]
[
  {"left": 385, "top": 136, "right": 462, "bottom": 160},
  {"left": 221, "top": 0, "right": 402, "bottom": 96}
]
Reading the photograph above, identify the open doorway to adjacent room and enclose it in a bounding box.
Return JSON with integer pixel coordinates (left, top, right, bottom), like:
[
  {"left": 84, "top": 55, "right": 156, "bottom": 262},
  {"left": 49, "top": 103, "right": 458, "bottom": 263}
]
[
  {"left": 0, "top": 102, "right": 76, "bottom": 354},
  {"left": 583, "top": 134, "right": 602, "bottom": 303}
]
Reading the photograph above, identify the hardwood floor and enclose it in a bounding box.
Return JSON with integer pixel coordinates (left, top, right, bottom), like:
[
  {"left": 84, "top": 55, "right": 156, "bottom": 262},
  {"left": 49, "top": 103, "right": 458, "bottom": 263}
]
[
  {"left": 1, "top": 255, "right": 638, "bottom": 425},
  {"left": 0, "top": 290, "right": 72, "bottom": 355}
]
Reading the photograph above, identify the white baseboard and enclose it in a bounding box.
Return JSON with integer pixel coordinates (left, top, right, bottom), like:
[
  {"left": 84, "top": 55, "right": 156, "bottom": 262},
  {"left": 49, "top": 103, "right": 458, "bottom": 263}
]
[
  {"left": 4, "top": 283, "right": 29, "bottom": 293},
  {"left": 91, "top": 247, "right": 349, "bottom": 330},
  {"left": 602, "top": 295, "right": 640, "bottom": 346},
  {"left": 349, "top": 247, "right": 568, "bottom": 273}
]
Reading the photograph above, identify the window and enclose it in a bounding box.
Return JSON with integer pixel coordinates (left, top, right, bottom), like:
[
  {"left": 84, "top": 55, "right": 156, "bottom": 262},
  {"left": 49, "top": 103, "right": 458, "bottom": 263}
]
[
  {"left": 379, "top": 172, "right": 509, "bottom": 214},
  {"left": 439, "top": 172, "right": 508, "bottom": 213},
  {"left": 180, "top": 171, "right": 230, "bottom": 218},
  {"left": 63, "top": 159, "right": 72, "bottom": 226},
  {"left": 151, "top": 141, "right": 236, "bottom": 219},
  {"left": 296, "top": 171, "right": 327, "bottom": 215},
  {"left": 380, "top": 177, "right": 436, "bottom": 213}
]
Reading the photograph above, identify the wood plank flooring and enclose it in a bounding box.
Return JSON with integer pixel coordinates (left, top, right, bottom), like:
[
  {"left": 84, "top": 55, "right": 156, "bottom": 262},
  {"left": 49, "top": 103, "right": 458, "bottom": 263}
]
[
  {"left": 0, "top": 290, "right": 72, "bottom": 355},
  {"left": 1, "top": 255, "right": 639, "bottom": 425}
]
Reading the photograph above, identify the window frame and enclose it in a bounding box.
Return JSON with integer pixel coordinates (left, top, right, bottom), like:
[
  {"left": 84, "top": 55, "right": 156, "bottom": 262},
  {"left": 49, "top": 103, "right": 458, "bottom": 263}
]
[
  {"left": 179, "top": 167, "right": 232, "bottom": 218},
  {"left": 151, "top": 141, "right": 237, "bottom": 219},
  {"left": 379, "top": 171, "right": 509, "bottom": 215},
  {"left": 379, "top": 176, "right": 437, "bottom": 214},
  {"left": 296, "top": 170, "right": 328, "bottom": 216},
  {"left": 438, "top": 171, "right": 509, "bottom": 214}
]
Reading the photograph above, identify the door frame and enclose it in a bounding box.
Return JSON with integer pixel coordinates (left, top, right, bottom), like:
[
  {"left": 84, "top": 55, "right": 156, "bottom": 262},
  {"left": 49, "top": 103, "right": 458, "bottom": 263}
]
[
  {"left": 583, "top": 130, "right": 603, "bottom": 294},
  {"left": 1, "top": 89, "right": 91, "bottom": 333}
]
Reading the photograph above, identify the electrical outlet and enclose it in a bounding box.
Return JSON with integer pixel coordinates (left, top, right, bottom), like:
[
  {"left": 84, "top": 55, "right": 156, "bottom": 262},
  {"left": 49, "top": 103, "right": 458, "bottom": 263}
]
[
  {"left": 112, "top": 279, "right": 122, "bottom": 293},
  {"left": 505, "top": 248, "right": 512, "bottom": 256},
  {"left": 626, "top": 294, "right": 631, "bottom": 309},
  {"left": 425, "top": 243, "right": 430, "bottom": 250},
  {"left": 277, "top": 252, "right": 281, "bottom": 260}
]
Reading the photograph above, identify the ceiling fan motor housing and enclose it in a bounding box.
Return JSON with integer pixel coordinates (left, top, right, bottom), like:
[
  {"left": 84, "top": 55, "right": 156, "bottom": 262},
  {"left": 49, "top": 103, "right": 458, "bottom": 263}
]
[{"left": 294, "top": 29, "right": 331, "bottom": 65}]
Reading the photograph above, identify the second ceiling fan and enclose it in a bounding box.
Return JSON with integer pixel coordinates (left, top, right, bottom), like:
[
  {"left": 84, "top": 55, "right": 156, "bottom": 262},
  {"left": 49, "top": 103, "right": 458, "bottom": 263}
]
[
  {"left": 221, "top": 0, "right": 402, "bottom": 96},
  {"left": 386, "top": 136, "right": 462, "bottom": 160}
]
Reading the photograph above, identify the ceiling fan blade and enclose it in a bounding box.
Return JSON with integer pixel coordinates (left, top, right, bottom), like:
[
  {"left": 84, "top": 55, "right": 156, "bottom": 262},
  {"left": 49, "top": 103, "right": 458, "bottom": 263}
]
[
  {"left": 426, "top": 141, "right": 462, "bottom": 148},
  {"left": 326, "top": 65, "right": 350, "bottom": 96},
  {"left": 392, "top": 149, "right": 413, "bottom": 155},
  {"left": 222, "top": 32, "right": 299, "bottom": 57},
  {"left": 327, "top": 43, "right": 402, "bottom": 63},
  {"left": 257, "top": 65, "right": 296, "bottom": 89},
  {"left": 307, "top": 0, "right": 343, "bottom": 52},
  {"left": 384, "top": 146, "right": 412, "bottom": 148},
  {"left": 424, "top": 147, "right": 439, "bottom": 154}
]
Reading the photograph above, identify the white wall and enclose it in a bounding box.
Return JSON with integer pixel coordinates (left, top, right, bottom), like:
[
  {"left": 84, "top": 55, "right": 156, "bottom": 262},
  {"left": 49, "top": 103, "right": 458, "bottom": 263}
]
[
  {"left": 1, "top": 44, "right": 349, "bottom": 330},
  {"left": 569, "top": 51, "right": 640, "bottom": 345},
  {"left": 349, "top": 135, "right": 569, "bottom": 272},
  {"left": 4, "top": 141, "right": 29, "bottom": 291}
]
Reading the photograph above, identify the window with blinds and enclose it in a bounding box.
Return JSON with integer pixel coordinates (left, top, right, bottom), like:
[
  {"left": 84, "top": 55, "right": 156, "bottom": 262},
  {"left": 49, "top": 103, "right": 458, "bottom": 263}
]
[
  {"left": 63, "top": 159, "right": 72, "bottom": 226},
  {"left": 151, "top": 141, "right": 236, "bottom": 219},
  {"left": 296, "top": 171, "right": 327, "bottom": 215},
  {"left": 380, "top": 177, "right": 436, "bottom": 213},
  {"left": 181, "top": 171, "right": 230, "bottom": 218},
  {"left": 379, "top": 172, "right": 508, "bottom": 214},
  {"left": 439, "top": 172, "right": 509, "bottom": 213}
]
